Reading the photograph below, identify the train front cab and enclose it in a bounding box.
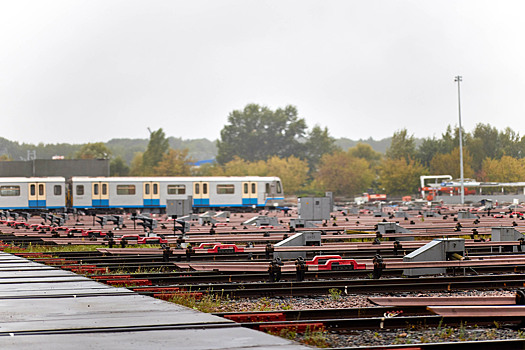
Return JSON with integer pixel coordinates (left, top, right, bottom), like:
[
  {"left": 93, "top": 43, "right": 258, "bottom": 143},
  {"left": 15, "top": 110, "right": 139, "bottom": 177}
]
[
  {"left": 264, "top": 179, "right": 284, "bottom": 207},
  {"left": 193, "top": 181, "right": 209, "bottom": 207}
]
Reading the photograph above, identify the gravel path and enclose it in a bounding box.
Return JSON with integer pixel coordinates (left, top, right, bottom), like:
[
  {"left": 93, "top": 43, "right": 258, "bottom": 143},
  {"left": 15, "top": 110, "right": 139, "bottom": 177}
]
[
  {"left": 209, "top": 289, "right": 524, "bottom": 348},
  {"left": 215, "top": 289, "right": 515, "bottom": 312},
  {"left": 327, "top": 327, "right": 525, "bottom": 348}
]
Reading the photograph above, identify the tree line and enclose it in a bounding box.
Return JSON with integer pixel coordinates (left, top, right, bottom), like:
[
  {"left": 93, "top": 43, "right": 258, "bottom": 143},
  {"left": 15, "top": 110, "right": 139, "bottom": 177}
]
[
  {"left": 112, "top": 104, "right": 525, "bottom": 199},
  {"left": 2, "top": 103, "right": 525, "bottom": 198}
]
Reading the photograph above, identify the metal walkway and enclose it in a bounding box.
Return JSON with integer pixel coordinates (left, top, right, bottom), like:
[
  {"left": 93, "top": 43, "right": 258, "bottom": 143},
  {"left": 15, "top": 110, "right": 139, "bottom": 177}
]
[{"left": 0, "top": 252, "right": 308, "bottom": 349}]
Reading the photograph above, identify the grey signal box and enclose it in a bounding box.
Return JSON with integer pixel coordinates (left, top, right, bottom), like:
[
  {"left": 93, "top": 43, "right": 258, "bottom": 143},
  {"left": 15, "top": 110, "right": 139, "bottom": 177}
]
[
  {"left": 166, "top": 197, "right": 192, "bottom": 217},
  {"left": 298, "top": 197, "right": 331, "bottom": 221}
]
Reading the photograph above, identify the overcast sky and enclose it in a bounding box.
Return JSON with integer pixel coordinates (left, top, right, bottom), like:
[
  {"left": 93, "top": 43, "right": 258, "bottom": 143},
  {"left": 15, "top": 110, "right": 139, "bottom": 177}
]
[{"left": 1, "top": 1, "right": 524, "bottom": 145}]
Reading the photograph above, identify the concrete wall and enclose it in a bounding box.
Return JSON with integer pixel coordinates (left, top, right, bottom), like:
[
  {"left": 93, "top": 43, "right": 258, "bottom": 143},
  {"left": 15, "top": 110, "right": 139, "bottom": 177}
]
[
  {"left": 0, "top": 161, "right": 32, "bottom": 176},
  {"left": 0, "top": 159, "right": 110, "bottom": 178}
]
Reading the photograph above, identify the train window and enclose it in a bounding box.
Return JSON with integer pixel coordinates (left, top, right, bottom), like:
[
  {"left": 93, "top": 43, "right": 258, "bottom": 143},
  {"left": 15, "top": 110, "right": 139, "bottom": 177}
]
[
  {"left": 195, "top": 183, "right": 200, "bottom": 195},
  {"left": 102, "top": 183, "right": 107, "bottom": 195},
  {"left": 76, "top": 185, "right": 84, "bottom": 196},
  {"left": 153, "top": 183, "right": 158, "bottom": 195},
  {"left": 203, "top": 183, "right": 208, "bottom": 194},
  {"left": 54, "top": 185, "right": 62, "bottom": 196},
  {"left": 0, "top": 186, "right": 20, "bottom": 196},
  {"left": 243, "top": 183, "right": 248, "bottom": 194},
  {"left": 117, "top": 185, "right": 136, "bottom": 195},
  {"left": 145, "top": 183, "right": 150, "bottom": 195},
  {"left": 217, "top": 184, "right": 234, "bottom": 194},
  {"left": 30, "top": 184, "right": 36, "bottom": 196},
  {"left": 94, "top": 184, "right": 99, "bottom": 195},
  {"left": 38, "top": 184, "right": 44, "bottom": 196},
  {"left": 251, "top": 183, "right": 256, "bottom": 194},
  {"left": 276, "top": 181, "right": 282, "bottom": 194},
  {"left": 265, "top": 183, "right": 270, "bottom": 193},
  {"left": 168, "top": 185, "right": 186, "bottom": 195}
]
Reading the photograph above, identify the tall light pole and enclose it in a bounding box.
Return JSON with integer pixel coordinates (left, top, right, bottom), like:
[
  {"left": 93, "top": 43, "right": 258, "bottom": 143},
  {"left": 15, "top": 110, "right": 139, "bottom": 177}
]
[{"left": 455, "top": 76, "right": 465, "bottom": 205}]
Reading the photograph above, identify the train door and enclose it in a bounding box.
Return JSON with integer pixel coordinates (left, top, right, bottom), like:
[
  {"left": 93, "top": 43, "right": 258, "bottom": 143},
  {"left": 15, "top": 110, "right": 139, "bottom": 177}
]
[
  {"left": 193, "top": 181, "right": 209, "bottom": 206},
  {"left": 143, "top": 181, "right": 160, "bottom": 206},
  {"left": 28, "top": 182, "right": 46, "bottom": 208},
  {"left": 242, "top": 181, "right": 258, "bottom": 206},
  {"left": 91, "top": 181, "right": 109, "bottom": 207}
]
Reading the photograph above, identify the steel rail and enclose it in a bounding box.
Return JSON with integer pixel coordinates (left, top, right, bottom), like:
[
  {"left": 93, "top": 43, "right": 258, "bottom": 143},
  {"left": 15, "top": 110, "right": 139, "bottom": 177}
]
[{"left": 132, "top": 274, "right": 525, "bottom": 298}]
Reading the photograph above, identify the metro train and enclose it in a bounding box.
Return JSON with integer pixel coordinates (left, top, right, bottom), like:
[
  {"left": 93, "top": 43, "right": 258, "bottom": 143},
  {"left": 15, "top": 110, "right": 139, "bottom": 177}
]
[{"left": 0, "top": 176, "right": 285, "bottom": 211}]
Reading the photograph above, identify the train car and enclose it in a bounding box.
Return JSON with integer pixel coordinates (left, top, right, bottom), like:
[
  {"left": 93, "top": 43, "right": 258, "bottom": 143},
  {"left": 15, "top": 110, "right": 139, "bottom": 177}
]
[
  {"left": 70, "top": 176, "right": 284, "bottom": 211},
  {"left": 0, "top": 177, "right": 66, "bottom": 210}
]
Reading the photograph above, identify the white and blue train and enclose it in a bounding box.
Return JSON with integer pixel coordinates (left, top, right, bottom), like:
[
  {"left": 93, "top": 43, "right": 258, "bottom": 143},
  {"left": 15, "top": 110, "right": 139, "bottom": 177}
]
[
  {"left": 0, "top": 177, "right": 66, "bottom": 210},
  {"left": 0, "top": 176, "right": 284, "bottom": 211}
]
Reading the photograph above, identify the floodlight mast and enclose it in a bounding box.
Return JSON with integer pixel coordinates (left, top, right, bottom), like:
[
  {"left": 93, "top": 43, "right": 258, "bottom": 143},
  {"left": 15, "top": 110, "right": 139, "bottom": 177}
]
[{"left": 455, "top": 75, "right": 465, "bottom": 205}]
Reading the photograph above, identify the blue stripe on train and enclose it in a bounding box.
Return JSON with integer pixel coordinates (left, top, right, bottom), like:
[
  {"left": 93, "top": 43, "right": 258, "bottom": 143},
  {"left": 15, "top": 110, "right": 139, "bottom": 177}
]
[
  {"left": 193, "top": 198, "right": 210, "bottom": 206},
  {"left": 28, "top": 200, "right": 46, "bottom": 208},
  {"left": 92, "top": 199, "right": 109, "bottom": 207},
  {"left": 0, "top": 206, "right": 64, "bottom": 210},
  {"left": 73, "top": 204, "right": 270, "bottom": 209},
  {"left": 143, "top": 199, "right": 160, "bottom": 206},
  {"left": 242, "top": 198, "right": 258, "bottom": 205},
  {"left": 71, "top": 197, "right": 285, "bottom": 209}
]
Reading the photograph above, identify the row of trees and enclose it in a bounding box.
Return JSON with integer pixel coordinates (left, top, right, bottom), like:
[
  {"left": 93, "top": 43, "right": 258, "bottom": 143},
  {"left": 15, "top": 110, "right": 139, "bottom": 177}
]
[
  {"left": 76, "top": 130, "right": 195, "bottom": 178},
  {"left": 214, "top": 105, "right": 525, "bottom": 197},
  {"left": 17, "top": 103, "right": 525, "bottom": 198}
]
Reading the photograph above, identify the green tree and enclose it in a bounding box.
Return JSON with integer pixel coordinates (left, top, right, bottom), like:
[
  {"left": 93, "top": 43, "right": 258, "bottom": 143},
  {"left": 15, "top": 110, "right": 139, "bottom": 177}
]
[
  {"left": 216, "top": 104, "right": 307, "bottom": 164},
  {"left": 267, "top": 156, "right": 309, "bottom": 194},
  {"left": 129, "top": 152, "right": 144, "bottom": 176},
  {"left": 429, "top": 147, "right": 474, "bottom": 179},
  {"left": 348, "top": 143, "right": 382, "bottom": 165},
  {"left": 481, "top": 156, "right": 525, "bottom": 182},
  {"left": 315, "top": 151, "right": 374, "bottom": 197},
  {"left": 75, "top": 142, "right": 111, "bottom": 159},
  {"left": 466, "top": 123, "right": 502, "bottom": 173},
  {"left": 500, "top": 127, "right": 525, "bottom": 159},
  {"left": 416, "top": 137, "right": 441, "bottom": 167},
  {"left": 109, "top": 156, "right": 130, "bottom": 176},
  {"left": 385, "top": 129, "right": 416, "bottom": 161},
  {"left": 215, "top": 157, "right": 267, "bottom": 176},
  {"left": 153, "top": 149, "right": 194, "bottom": 176},
  {"left": 142, "top": 128, "right": 169, "bottom": 175},
  {"left": 379, "top": 158, "right": 428, "bottom": 196},
  {"left": 303, "top": 125, "right": 338, "bottom": 173},
  {"left": 439, "top": 125, "right": 464, "bottom": 154},
  {"left": 192, "top": 162, "right": 217, "bottom": 176}
]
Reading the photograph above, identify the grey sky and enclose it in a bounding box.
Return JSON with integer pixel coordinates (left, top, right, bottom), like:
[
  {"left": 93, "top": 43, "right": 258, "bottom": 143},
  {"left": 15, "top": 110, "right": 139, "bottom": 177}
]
[{"left": 1, "top": 1, "right": 524, "bottom": 144}]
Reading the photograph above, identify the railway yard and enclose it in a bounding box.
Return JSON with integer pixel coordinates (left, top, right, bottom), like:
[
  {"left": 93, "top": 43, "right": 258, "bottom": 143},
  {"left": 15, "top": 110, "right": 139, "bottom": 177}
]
[{"left": 2, "top": 204, "right": 525, "bottom": 348}]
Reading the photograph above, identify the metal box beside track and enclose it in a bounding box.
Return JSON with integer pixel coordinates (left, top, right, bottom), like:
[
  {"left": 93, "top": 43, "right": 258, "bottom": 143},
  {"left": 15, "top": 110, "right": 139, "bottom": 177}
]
[
  {"left": 166, "top": 198, "right": 192, "bottom": 216},
  {"left": 298, "top": 197, "right": 331, "bottom": 221}
]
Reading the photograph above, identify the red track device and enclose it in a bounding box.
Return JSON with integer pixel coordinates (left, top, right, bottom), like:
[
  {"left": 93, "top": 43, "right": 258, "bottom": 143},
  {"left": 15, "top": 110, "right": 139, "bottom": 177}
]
[
  {"left": 67, "top": 228, "right": 85, "bottom": 235},
  {"left": 118, "top": 235, "right": 167, "bottom": 244},
  {"left": 196, "top": 243, "right": 244, "bottom": 253},
  {"left": 207, "top": 243, "right": 244, "bottom": 253},
  {"left": 82, "top": 230, "right": 105, "bottom": 237},
  {"left": 306, "top": 255, "right": 366, "bottom": 271},
  {"left": 140, "top": 236, "right": 168, "bottom": 244},
  {"left": 306, "top": 255, "right": 343, "bottom": 265}
]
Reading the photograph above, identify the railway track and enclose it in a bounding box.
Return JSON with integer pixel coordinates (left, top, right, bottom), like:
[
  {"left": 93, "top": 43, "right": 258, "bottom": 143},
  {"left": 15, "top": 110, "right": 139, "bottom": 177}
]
[
  {"left": 213, "top": 296, "right": 525, "bottom": 350},
  {"left": 126, "top": 273, "right": 525, "bottom": 298},
  {"left": 3, "top": 208, "right": 525, "bottom": 349}
]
